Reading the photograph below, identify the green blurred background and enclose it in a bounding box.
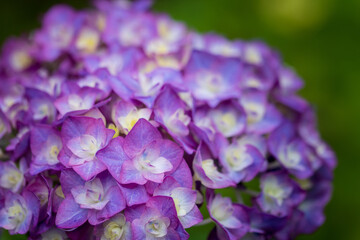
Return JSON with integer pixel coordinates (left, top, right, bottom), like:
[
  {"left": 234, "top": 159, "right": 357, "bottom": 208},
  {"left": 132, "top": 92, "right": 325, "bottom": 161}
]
[{"left": 0, "top": 0, "right": 359, "bottom": 239}]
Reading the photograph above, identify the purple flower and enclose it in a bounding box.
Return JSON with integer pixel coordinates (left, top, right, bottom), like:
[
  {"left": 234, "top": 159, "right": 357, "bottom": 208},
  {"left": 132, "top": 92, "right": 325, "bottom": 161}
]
[
  {"left": 6, "top": 127, "right": 30, "bottom": 161},
  {"left": 74, "top": 26, "right": 101, "bottom": 55},
  {"left": 240, "top": 90, "right": 281, "bottom": 134},
  {"left": 236, "top": 134, "right": 268, "bottom": 157},
  {"left": 95, "top": 213, "right": 132, "bottom": 240},
  {"left": 83, "top": 47, "right": 140, "bottom": 77},
  {"left": 183, "top": 50, "right": 243, "bottom": 107},
  {"left": 193, "top": 142, "right": 235, "bottom": 189},
  {"left": 56, "top": 170, "right": 125, "bottom": 228},
  {"left": 277, "top": 67, "right": 304, "bottom": 93},
  {"left": 272, "top": 68, "right": 309, "bottom": 113},
  {"left": 102, "top": 11, "right": 155, "bottom": 48},
  {"left": 125, "top": 196, "right": 189, "bottom": 240},
  {"left": 154, "top": 176, "right": 203, "bottom": 228},
  {"left": 54, "top": 87, "right": 102, "bottom": 117},
  {"left": 299, "top": 108, "right": 337, "bottom": 170},
  {"left": 23, "top": 72, "right": 64, "bottom": 98},
  {"left": 0, "top": 162, "right": 25, "bottom": 193},
  {"left": 241, "top": 41, "right": 279, "bottom": 67},
  {"left": 192, "top": 33, "right": 243, "bottom": 58},
  {"left": 241, "top": 205, "right": 287, "bottom": 236},
  {"left": 143, "top": 15, "right": 188, "bottom": 56},
  {"left": 0, "top": 82, "right": 23, "bottom": 111},
  {"left": 217, "top": 135, "right": 266, "bottom": 183},
  {"left": 50, "top": 185, "right": 65, "bottom": 214},
  {"left": 0, "top": 0, "right": 336, "bottom": 238},
  {"left": 120, "top": 68, "right": 183, "bottom": 108},
  {"left": 154, "top": 85, "right": 196, "bottom": 153},
  {"left": 30, "top": 124, "right": 63, "bottom": 175},
  {"left": 207, "top": 191, "right": 250, "bottom": 240},
  {"left": 25, "top": 88, "right": 57, "bottom": 123},
  {"left": 39, "top": 228, "right": 68, "bottom": 240},
  {"left": 256, "top": 171, "right": 305, "bottom": 217},
  {"left": 58, "top": 116, "right": 114, "bottom": 180},
  {"left": 119, "top": 183, "right": 150, "bottom": 207},
  {"left": 1, "top": 38, "right": 34, "bottom": 73},
  {"left": 111, "top": 100, "right": 152, "bottom": 135},
  {"left": 34, "top": 5, "right": 77, "bottom": 61},
  {"left": 295, "top": 172, "right": 333, "bottom": 235},
  {"left": 192, "top": 100, "right": 246, "bottom": 149},
  {"left": 0, "top": 190, "right": 40, "bottom": 234},
  {"left": 98, "top": 119, "right": 183, "bottom": 185},
  {"left": 25, "top": 175, "right": 51, "bottom": 221},
  {"left": 76, "top": 73, "right": 112, "bottom": 99},
  {"left": 269, "top": 121, "right": 313, "bottom": 179}
]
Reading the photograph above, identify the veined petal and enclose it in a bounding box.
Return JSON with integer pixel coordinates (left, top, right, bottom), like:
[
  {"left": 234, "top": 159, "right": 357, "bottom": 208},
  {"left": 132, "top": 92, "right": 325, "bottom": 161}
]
[{"left": 55, "top": 195, "right": 88, "bottom": 229}]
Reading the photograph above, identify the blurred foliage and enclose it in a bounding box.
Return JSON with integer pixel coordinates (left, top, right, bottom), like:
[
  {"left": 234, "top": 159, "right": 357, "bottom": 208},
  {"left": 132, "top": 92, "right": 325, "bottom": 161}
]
[{"left": 1, "top": 0, "right": 359, "bottom": 239}]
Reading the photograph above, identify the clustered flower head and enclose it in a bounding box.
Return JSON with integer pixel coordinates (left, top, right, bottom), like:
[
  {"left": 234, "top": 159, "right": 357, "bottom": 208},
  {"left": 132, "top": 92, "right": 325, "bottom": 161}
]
[{"left": 0, "top": 0, "right": 336, "bottom": 239}]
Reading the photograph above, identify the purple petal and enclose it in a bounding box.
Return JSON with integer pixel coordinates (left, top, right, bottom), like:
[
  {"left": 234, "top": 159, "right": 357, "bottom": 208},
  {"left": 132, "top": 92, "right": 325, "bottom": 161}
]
[
  {"left": 88, "top": 186, "right": 126, "bottom": 225},
  {"left": 72, "top": 158, "right": 107, "bottom": 181},
  {"left": 22, "top": 190, "right": 41, "bottom": 230},
  {"left": 97, "top": 137, "right": 129, "bottom": 183},
  {"left": 120, "top": 184, "right": 150, "bottom": 206},
  {"left": 59, "top": 169, "right": 85, "bottom": 196},
  {"left": 169, "top": 161, "right": 193, "bottom": 189},
  {"left": 159, "top": 139, "right": 183, "bottom": 173},
  {"left": 119, "top": 160, "right": 147, "bottom": 185},
  {"left": 179, "top": 205, "right": 203, "bottom": 228},
  {"left": 193, "top": 143, "right": 236, "bottom": 189},
  {"left": 124, "top": 119, "right": 162, "bottom": 158},
  {"left": 55, "top": 195, "right": 88, "bottom": 229}
]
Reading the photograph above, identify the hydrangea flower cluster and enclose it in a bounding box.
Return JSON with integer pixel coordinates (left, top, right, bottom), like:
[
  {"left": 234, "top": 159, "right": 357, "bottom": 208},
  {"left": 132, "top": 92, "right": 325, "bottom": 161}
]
[{"left": 0, "top": 0, "right": 336, "bottom": 239}]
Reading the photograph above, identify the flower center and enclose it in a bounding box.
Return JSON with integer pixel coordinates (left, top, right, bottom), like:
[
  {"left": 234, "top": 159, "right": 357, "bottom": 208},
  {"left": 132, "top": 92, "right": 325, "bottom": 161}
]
[
  {"left": 134, "top": 147, "right": 173, "bottom": 175},
  {"left": 50, "top": 24, "right": 73, "bottom": 48},
  {"left": 99, "top": 54, "right": 123, "bottom": 76},
  {"left": 197, "top": 71, "right": 224, "bottom": 95},
  {"left": 263, "top": 179, "right": 292, "bottom": 206},
  {"left": 225, "top": 145, "right": 253, "bottom": 171},
  {"left": 0, "top": 169, "right": 23, "bottom": 190},
  {"left": 212, "top": 110, "right": 237, "bottom": 136},
  {"left": 117, "top": 109, "right": 140, "bottom": 134},
  {"left": 72, "top": 178, "right": 109, "bottom": 210},
  {"left": 280, "top": 142, "right": 305, "bottom": 171},
  {"left": 243, "top": 102, "right": 265, "bottom": 124},
  {"left": 67, "top": 94, "right": 84, "bottom": 111},
  {"left": 68, "top": 134, "right": 102, "bottom": 161},
  {"left": 202, "top": 159, "right": 226, "bottom": 181},
  {"left": 104, "top": 222, "right": 124, "bottom": 240},
  {"left": 138, "top": 73, "right": 164, "bottom": 97},
  {"left": 8, "top": 202, "right": 26, "bottom": 225},
  {"left": 41, "top": 228, "right": 67, "bottom": 240},
  {"left": 145, "top": 217, "right": 169, "bottom": 238},
  {"left": 34, "top": 103, "right": 52, "bottom": 121},
  {"left": 210, "top": 195, "right": 234, "bottom": 223},
  {"left": 48, "top": 145, "right": 60, "bottom": 164},
  {"left": 166, "top": 108, "right": 191, "bottom": 135},
  {"left": 11, "top": 50, "right": 32, "bottom": 71},
  {"left": 76, "top": 28, "right": 100, "bottom": 53},
  {"left": 213, "top": 203, "right": 233, "bottom": 221},
  {"left": 81, "top": 135, "right": 99, "bottom": 156},
  {"left": 244, "top": 46, "right": 262, "bottom": 64}
]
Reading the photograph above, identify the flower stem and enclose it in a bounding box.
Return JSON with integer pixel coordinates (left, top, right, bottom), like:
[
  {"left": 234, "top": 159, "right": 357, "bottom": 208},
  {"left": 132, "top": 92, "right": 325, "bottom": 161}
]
[
  {"left": 240, "top": 188, "right": 259, "bottom": 197},
  {"left": 194, "top": 218, "right": 213, "bottom": 226},
  {"left": 235, "top": 189, "right": 244, "bottom": 203}
]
